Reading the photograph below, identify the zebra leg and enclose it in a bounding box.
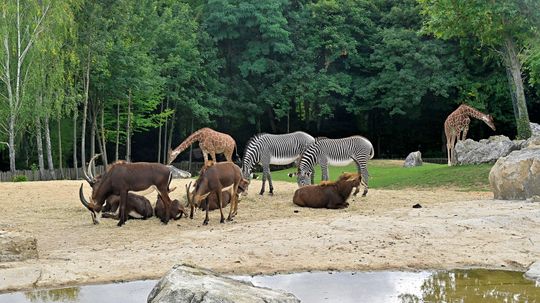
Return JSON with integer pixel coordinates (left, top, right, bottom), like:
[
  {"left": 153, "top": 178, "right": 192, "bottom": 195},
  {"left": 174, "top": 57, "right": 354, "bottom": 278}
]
[
  {"left": 259, "top": 157, "right": 270, "bottom": 195},
  {"left": 356, "top": 161, "right": 369, "bottom": 197},
  {"left": 321, "top": 163, "right": 329, "bottom": 182},
  {"left": 268, "top": 171, "right": 274, "bottom": 195}
]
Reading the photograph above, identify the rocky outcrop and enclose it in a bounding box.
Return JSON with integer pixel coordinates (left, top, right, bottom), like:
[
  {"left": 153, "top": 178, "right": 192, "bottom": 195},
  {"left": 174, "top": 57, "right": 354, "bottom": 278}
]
[
  {"left": 525, "top": 261, "right": 540, "bottom": 282},
  {"left": 489, "top": 147, "right": 540, "bottom": 200},
  {"left": 455, "top": 135, "right": 520, "bottom": 165},
  {"left": 530, "top": 122, "right": 540, "bottom": 136},
  {"left": 0, "top": 231, "right": 38, "bottom": 262},
  {"left": 148, "top": 264, "right": 300, "bottom": 303},
  {"left": 403, "top": 151, "right": 422, "bottom": 167}
]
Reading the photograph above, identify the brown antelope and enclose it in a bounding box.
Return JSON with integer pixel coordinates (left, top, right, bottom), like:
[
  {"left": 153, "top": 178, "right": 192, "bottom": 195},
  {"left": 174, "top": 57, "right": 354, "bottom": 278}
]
[
  {"left": 80, "top": 186, "right": 154, "bottom": 222},
  {"left": 186, "top": 162, "right": 246, "bottom": 225},
  {"left": 79, "top": 154, "right": 180, "bottom": 226},
  {"left": 293, "top": 173, "right": 361, "bottom": 209}
]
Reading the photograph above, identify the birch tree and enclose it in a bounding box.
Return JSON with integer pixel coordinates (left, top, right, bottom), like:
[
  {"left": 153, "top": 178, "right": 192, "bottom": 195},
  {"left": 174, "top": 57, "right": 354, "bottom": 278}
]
[{"left": 0, "top": 0, "right": 50, "bottom": 172}]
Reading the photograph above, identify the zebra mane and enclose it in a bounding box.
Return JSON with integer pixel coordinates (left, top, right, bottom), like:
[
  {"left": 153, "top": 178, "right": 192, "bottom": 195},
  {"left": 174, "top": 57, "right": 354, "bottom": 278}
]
[{"left": 244, "top": 133, "right": 267, "bottom": 149}]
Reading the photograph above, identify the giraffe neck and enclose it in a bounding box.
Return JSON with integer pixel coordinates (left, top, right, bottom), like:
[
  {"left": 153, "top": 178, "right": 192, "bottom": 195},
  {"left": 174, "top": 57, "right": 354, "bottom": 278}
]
[
  {"left": 172, "top": 129, "right": 205, "bottom": 154},
  {"left": 461, "top": 105, "right": 488, "bottom": 121}
]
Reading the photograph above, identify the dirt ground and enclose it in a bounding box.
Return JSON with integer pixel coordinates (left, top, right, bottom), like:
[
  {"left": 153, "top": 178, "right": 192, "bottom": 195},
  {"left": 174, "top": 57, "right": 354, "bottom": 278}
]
[{"left": 0, "top": 178, "right": 539, "bottom": 293}]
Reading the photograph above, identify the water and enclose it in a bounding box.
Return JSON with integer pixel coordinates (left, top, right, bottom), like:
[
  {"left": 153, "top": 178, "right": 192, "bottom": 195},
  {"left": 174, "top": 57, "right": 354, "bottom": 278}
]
[{"left": 1, "top": 269, "right": 539, "bottom": 303}]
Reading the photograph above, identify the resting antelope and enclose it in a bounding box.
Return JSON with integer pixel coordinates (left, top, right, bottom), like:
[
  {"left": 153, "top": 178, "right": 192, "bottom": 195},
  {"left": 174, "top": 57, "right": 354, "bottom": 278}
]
[{"left": 79, "top": 155, "right": 180, "bottom": 226}]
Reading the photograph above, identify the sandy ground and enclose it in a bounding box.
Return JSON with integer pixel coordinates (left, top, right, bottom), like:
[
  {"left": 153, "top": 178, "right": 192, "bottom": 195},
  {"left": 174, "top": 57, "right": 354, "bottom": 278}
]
[{"left": 0, "top": 178, "right": 539, "bottom": 293}]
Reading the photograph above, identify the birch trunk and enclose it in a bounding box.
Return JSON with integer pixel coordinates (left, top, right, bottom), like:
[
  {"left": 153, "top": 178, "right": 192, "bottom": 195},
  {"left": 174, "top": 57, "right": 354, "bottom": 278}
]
[
  {"left": 90, "top": 105, "right": 96, "bottom": 174},
  {"left": 157, "top": 101, "right": 163, "bottom": 163},
  {"left": 73, "top": 110, "right": 78, "bottom": 178},
  {"left": 100, "top": 106, "right": 108, "bottom": 167},
  {"left": 35, "top": 115, "right": 46, "bottom": 179},
  {"left": 162, "top": 96, "right": 170, "bottom": 163},
  {"left": 126, "top": 89, "right": 132, "bottom": 162},
  {"left": 115, "top": 99, "right": 120, "bottom": 161},
  {"left": 81, "top": 52, "right": 91, "bottom": 168},
  {"left": 57, "top": 117, "right": 64, "bottom": 179},
  {"left": 44, "top": 114, "right": 56, "bottom": 179}
]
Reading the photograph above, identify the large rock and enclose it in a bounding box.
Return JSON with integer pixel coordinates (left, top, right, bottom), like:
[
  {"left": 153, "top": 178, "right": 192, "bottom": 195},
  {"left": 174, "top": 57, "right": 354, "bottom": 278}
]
[
  {"left": 525, "top": 261, "right": 540, "bottom": 282},
  {"left": 403, "top": 151, "right": 422, "bottom": 167},
  {"left": 0, "top": 231, "right": 38, "bottom": 262},
  {"left": 455, "top": 135, "right": 520, "bottom": 165},
  {"left": 530, "top": 122, "right": 540, "bottom": 136},
  {"left": 489, "top": 147, "right": 540, "bottom": 200},
  {"left": 148, "top": 264, "right": 300, "bottom": 303}
]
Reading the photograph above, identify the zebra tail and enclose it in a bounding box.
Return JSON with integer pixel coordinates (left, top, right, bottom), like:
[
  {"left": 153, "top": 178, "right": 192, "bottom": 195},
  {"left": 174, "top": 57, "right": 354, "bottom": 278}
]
[{"left": 370, "top": 146, "right": 375, "bottom": 159}]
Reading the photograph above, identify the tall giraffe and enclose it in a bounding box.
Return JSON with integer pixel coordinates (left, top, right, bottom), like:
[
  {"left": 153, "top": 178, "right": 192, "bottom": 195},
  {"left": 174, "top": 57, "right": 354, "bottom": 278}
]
[
  {"left": 444, "top": 104, "right": 496, "bottom": 166},
  {"left": 167, "top": 128, "right": 237, "bottom": 166}
]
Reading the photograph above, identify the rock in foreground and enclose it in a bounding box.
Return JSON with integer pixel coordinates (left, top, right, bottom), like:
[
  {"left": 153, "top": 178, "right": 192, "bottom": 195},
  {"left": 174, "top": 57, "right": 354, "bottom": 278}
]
[
  {"left": 148, "top": 264, "right": 300, "bottom": 303},
  {"left": 525, "top": 261, "right": 540, "bottom": 283},
  {"left": 0, "top": 230, "right": 38, "bottom": 262},
  {"left": 489, "top": 147, "right": 540, "bottom": 200}
]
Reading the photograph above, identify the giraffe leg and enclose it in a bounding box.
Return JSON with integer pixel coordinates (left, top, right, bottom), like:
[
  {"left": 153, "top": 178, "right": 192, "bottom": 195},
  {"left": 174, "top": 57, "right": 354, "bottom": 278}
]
[
  {"left": 210, "top": 152, "right": 217, "bottom": 164},
  {"left": 462, "top": 126, "right": 469, "bottom": 141},
  {"left": 450, "top": 135, "right": 458, "bottom": 165},
  {"left": 203, "top": 152, "right": 209, "bottom": 167},
  {"left": 225, "top": 150, "right": 233, "bottom": 162},
  {"left": 447, "top": 139, "right": 452, "bottom": 166}
]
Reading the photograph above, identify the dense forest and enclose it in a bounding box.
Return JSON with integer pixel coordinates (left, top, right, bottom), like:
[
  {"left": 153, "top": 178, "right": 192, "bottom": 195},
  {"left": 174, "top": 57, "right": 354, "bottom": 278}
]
[{"left": 0, "top": 0, "right": 539, "bottom": 175}]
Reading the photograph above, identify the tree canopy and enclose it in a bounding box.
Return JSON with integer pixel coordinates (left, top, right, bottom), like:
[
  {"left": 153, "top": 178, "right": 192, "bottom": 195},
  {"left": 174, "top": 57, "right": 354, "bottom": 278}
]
[{"left": 0, "top": 0, "right": 538, "bottom": 172}]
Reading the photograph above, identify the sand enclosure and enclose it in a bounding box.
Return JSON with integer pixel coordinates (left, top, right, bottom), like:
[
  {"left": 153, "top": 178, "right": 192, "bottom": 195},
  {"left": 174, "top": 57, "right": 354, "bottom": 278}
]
[{"left": 0, "top": 179, "right": 539, "bottom": 292}]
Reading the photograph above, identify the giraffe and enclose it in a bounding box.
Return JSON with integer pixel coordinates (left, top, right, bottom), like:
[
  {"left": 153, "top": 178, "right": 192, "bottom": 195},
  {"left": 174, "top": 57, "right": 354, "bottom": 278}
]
[
  {"left": 444, "top": 104, "right": 496, "bottom": 166},
  {"left": 168, "top": 128, "right": 237, "bottom": 166}
]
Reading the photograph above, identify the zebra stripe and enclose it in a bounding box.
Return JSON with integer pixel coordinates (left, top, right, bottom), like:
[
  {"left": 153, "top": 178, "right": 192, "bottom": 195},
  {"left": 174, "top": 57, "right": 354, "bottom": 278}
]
[
  {"left": 297, "top": 136, "right": 374, "bottom": 196},
  {"left": 242, "top": 131, "right": 315, "bottom": 195}
]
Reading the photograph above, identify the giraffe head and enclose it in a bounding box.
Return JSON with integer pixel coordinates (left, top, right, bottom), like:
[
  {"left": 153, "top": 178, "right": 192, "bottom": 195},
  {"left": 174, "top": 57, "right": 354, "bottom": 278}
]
[
  {"left": 167, "top": 148, "right": 179, "bottom": 165},
  {"left": 483, "top": 114, "right": 496, "bottom": 131}
]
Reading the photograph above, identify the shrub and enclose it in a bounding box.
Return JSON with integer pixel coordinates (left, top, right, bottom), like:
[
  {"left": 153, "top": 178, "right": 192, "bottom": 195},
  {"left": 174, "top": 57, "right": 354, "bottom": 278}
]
[{"left": 12, "top": 175, "right": 28, "bottom": 182}]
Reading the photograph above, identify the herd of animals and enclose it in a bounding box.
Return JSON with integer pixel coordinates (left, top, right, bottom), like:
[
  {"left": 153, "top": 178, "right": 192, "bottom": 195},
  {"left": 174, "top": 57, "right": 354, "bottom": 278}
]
[{"left": 78, "top": 104, "right": 497, "bottom": 227}]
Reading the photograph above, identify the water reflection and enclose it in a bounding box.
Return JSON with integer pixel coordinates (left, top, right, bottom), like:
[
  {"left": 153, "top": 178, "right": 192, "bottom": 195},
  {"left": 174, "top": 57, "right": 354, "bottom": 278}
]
[
  {"left": 24, "top": 288, "right": 79, "bottom": 303},
  {"left": 0, "top": 269, "right": 538, "bottom": 303},
  {"left": 417, "top": 269, "right": 540, "bottom": 303}
]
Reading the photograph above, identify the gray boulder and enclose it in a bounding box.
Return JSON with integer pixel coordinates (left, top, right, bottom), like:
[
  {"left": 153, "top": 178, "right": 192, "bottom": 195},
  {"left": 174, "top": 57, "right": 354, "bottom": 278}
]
[
  {"left": 403, "top": 151, "right": 422, "bottom": 167},
  {"left": 524, "top": 261, "right": 540, "bottom": 282},
  {"left": 455, "top": 135, "right": 520, "bottom": 165},
  {"left": 489, "top": 147, "right": 540, "bottom": 200},
  {"left": 148, "top": 264, "right": 300, "bottom": 303},
  {"left": 531, "top": 122, "right": 540, "bottom": 136},
  {"left": 0, "top": 230, "right": 38, "bottom": 262}
]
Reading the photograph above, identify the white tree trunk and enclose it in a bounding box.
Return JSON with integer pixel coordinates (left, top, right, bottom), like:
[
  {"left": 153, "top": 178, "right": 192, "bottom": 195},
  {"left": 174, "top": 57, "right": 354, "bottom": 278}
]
[
  {"left": 44, "top": 114, "right": 56, "bottom": 179},
  {"left": 126, "top": 89, "right": 132, "bottom": 162},
  {"left": 73, "top": 110, "right": 78, "bottom": 178},
  {"left": 35, "top": 116, "right": 46, "bottom": 178},
  {"left": 115, "top": 99, "right": 120, "bottom": 161}
]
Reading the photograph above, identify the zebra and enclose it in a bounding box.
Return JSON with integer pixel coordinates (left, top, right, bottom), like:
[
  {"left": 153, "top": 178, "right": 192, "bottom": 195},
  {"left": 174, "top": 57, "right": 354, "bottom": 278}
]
[
  {"left": 295, "top": 135, "right": 374, "bottom": 196},
  {"left": 242, "top": 131, "right": 316, "bottom": 195}
]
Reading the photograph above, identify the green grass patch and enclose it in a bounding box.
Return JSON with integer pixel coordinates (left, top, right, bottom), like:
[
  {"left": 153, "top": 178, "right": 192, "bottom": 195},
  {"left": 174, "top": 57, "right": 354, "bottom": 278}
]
[{"left": 265, "top": 160, "right": 493, "bottom": 191}]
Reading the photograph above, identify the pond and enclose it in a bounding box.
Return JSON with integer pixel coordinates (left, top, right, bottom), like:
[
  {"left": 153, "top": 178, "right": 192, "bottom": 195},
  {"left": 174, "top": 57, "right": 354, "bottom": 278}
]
[{"left": 1, "top": 269, "right": 538, "bottom": 303}]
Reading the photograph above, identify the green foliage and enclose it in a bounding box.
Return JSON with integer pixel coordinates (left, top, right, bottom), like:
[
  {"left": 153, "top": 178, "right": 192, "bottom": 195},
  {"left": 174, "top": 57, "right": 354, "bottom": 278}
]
[
  {"left": 12, "top": 175, "right": 28, "bottom": 182},
  {"left": 268, "top": 160, "right": 492, "bottom": 191}
]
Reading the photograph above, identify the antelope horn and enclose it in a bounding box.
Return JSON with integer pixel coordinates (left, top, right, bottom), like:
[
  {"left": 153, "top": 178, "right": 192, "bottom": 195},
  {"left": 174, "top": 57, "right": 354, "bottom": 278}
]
[
  {"left": 79, "top": 183, "right": 99, "bottom": 225},
  {"left": 87, "top": 153, "right": 101, "bottom": 181}
]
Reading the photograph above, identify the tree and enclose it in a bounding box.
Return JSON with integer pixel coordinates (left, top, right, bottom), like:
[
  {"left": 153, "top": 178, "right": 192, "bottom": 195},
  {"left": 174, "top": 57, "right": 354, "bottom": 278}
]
[
  {"left": 0, "top": 0, "right": 50, "bottom": 172},
  {"left": 419, "top": 0, "right": 540, "bottom": 139}
]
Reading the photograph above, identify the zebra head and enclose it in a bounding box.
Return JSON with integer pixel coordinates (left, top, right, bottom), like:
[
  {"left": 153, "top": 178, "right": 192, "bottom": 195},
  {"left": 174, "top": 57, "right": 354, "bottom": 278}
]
[{"left": 296, "top": 169, "right": 312, "bottom": 187}]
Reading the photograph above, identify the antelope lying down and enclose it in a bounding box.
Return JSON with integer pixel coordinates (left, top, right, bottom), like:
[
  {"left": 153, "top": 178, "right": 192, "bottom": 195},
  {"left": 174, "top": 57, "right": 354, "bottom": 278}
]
[
  {"left": 79, "top": 155, "right": 179, "bottom": 226},
  {"left": 293, "top": 173, "right": 361, "bottom": 209}
]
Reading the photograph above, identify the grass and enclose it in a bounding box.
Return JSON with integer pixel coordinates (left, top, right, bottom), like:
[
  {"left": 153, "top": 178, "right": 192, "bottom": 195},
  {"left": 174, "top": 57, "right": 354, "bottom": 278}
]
[{"left": 264, "top": 160, "right": 493, "bottom": 191}]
